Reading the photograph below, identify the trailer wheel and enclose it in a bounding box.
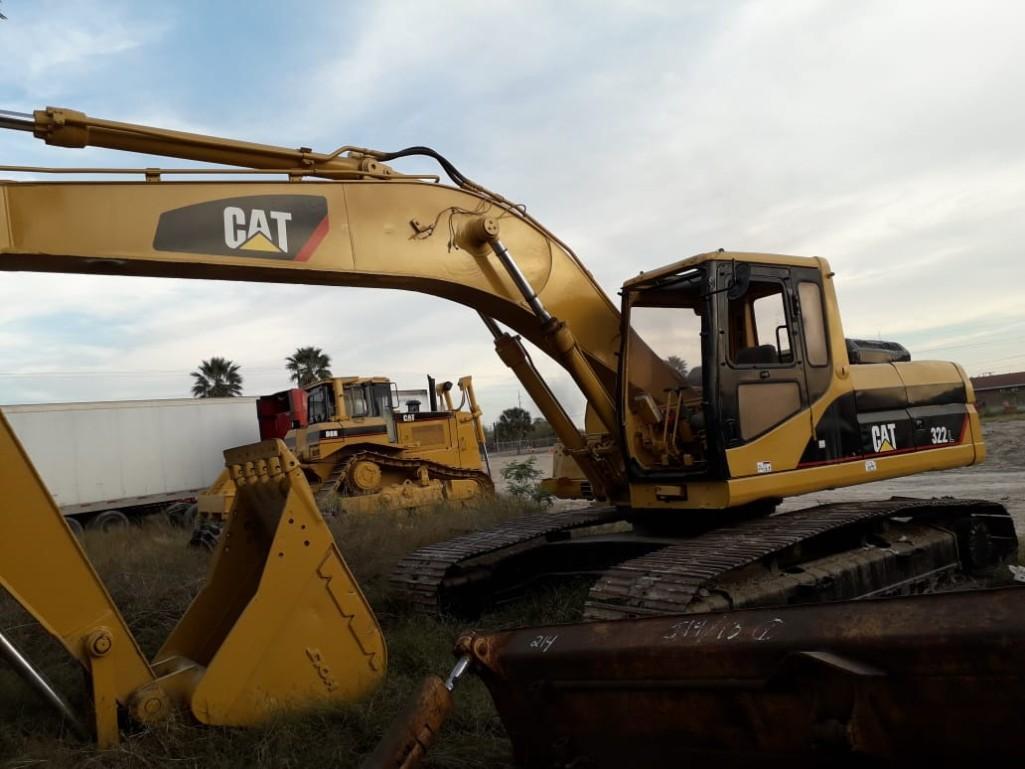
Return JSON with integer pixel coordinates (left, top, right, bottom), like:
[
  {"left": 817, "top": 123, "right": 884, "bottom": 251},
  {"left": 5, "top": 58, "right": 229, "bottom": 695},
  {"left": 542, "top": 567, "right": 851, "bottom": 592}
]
[
  {"left": 89, "top": 509, "right": 130, "bottom": 533},
  {"left": 65, "top": 517, "right": 84, "bottom": 538},
  {"left": 189, "top": 520, "right": 223, "bottom": 551},
  {"left": 165, "top": 502, "right": 198, "bottom": 528}
]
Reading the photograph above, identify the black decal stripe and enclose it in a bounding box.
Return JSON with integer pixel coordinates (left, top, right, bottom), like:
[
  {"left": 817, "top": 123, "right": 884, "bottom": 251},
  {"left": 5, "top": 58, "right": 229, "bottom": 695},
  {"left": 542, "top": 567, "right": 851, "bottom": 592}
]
[
  {"left": 154, "top": 195, "right": 328, "bottom": 261},
  {"left": 799, "top": 392, "right": 970, "bottom": 468},
  {"left": 853, "top": 382, "right": 967, "bottom": 412},
  {"left": 854, "top": 386, "right": 908, "bottom": 412},
  {"left": 310, "top": 425, "right": 388, "bottom": 442},
  {"left": 797, "top": 440, "right": 969, "bottom": 469},
  {"left": 799, "top": 391, "right": 861, "bottom": 465},
  {"left": 397, "top": 412, "right": 454, "bottom": 422},
  {"left": 906, "top": 382, "right": 968, "bottom": 407}
]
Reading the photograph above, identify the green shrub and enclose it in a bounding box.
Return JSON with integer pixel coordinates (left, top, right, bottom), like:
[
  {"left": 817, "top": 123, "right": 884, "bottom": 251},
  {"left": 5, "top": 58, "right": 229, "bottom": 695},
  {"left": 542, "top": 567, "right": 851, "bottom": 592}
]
[{"left": 500, "top": 458, "right": 554, "bottom": 507}]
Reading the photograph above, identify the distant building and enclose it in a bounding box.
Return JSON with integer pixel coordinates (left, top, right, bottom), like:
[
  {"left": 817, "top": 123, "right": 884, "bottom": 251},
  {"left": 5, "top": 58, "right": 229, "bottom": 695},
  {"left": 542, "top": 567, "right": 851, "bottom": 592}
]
[{"left": 971, "top": 372, "right": 1025, "bottom": 415}]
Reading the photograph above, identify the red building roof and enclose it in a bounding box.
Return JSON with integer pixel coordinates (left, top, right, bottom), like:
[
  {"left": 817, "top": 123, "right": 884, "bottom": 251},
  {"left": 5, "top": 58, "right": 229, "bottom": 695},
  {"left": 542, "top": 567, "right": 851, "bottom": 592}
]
[{"left": 971, "top": 372, "right": 1025, "bottom": 391}]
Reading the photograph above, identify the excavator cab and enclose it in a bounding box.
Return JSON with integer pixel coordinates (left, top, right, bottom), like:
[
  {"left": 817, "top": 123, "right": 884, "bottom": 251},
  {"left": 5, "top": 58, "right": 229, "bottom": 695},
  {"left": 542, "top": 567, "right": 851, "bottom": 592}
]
[
  {"left": 619, "top": 253, "right": 986, "bottom": 513},
  {"left": 621, "top": 255, "right": 850, "bottom": 490}
]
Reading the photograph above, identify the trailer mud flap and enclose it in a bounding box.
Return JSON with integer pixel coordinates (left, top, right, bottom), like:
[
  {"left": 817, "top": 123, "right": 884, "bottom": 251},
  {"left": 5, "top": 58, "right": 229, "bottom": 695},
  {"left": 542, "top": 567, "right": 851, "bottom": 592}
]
[
  {"left": 156, "top": 439, "right": 386, "bottom": 725},
  {"left": 460, "top": 586, "right": 1025, "bottom": 767}
]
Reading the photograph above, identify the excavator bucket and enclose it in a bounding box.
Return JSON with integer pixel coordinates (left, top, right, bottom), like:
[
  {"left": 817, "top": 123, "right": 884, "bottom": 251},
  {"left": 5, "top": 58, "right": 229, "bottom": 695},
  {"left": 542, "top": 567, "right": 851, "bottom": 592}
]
[
  {"left": 157, "top": 439, "right": 386, "bottom": 725},
  {"left": 1, "top": 419, "right": 385, "bottom": 743},
  {"left": 456, "top": 587, "right": 1025, "bottom": 767}
]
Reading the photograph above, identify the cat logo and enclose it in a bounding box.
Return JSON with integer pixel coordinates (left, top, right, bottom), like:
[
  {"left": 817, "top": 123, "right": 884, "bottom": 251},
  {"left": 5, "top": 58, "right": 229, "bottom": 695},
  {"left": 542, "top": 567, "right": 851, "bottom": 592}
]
[
  {"left": 154, "top": 195, "right": 329, "bottom": 261},
  {"left": 871, "top": 422, "right": 897, "bottom": 453},
  {"left": 223, "top": 206, "right": 292, "bottom": 253}
]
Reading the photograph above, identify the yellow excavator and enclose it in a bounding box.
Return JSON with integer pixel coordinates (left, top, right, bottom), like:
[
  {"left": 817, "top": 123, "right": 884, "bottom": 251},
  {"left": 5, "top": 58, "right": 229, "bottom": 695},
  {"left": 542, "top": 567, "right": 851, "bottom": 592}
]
[
  {"left": 192, "top": 373, "right": 492, "bottom": 546},
  {"left": 0, "top": 107, "right": 1017, "bottom": 750}
]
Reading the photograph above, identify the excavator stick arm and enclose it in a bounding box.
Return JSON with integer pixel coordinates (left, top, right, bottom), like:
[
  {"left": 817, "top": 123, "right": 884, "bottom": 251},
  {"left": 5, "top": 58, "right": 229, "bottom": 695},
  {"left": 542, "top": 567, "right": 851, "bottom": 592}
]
[{"left": 0, "top": 410, "right": 156, "bottom": 744}]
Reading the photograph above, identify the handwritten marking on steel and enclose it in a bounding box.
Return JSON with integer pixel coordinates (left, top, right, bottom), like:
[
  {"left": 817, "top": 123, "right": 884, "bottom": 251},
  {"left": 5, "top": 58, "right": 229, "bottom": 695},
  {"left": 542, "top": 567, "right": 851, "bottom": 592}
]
[
  {"left": 662, "top": 617, "right": 784, "bottom": 644},
  {"left": 529, "top": 634, "right": 559, "bottom": 653}
]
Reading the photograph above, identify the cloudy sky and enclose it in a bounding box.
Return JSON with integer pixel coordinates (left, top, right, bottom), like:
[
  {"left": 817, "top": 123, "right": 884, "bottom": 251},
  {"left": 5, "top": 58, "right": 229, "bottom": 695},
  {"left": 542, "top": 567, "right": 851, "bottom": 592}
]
[{"left": 1, "top": 0, "right": 1023, "bottom": 426}]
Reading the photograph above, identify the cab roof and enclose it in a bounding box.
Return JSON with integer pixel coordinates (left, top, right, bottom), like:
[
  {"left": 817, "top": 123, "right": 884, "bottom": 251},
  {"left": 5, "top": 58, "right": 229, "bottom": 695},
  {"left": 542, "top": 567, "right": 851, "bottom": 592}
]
[
  {"left": 621, "top": 251, "right": 828, "bottom": 290},
  {"left": 305, "top": 376, "right": 392, "bottom": 390}
]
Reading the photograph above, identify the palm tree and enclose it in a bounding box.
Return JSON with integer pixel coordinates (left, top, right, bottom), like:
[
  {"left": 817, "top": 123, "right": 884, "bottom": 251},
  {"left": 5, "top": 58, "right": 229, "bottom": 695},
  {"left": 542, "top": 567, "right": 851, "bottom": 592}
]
[
  {"left": 665, "top": 355, "right": 689, "bottom": 377},
  {"left": 286, "top": 346, "right": 333, "bottom": 387},
  {"left": 497, "top": 406, "right": 533, "bottom": 443},
  {"left": 191, "top": 357, "right": 243, "bottom": 398}
]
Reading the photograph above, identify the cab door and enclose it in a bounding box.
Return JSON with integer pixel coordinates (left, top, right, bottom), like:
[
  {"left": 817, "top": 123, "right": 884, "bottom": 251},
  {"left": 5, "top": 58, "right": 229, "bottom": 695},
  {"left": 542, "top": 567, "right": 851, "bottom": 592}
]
[{"left": 715, "top": 263, "right": 810, "bottom": 472}]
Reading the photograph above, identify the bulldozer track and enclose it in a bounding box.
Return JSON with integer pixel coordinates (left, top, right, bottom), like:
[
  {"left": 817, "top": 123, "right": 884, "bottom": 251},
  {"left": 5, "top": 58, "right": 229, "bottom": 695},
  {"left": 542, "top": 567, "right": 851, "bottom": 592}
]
[
  {"left": 312, "top": 448, "right": 494, "bottom": 513},
  {"left": 391, "top": 505, "right": 622, "bottom": 611},
  {"left": 584, "top": 497, "right": 1014, "bottom": 620}
]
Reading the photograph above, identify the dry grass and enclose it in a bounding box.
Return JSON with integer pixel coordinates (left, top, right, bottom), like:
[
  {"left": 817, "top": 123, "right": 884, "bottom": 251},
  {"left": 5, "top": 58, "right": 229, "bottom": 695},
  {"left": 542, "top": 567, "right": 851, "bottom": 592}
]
[{"left": 0, "top": 497, "right": 579, "bottom": 768}]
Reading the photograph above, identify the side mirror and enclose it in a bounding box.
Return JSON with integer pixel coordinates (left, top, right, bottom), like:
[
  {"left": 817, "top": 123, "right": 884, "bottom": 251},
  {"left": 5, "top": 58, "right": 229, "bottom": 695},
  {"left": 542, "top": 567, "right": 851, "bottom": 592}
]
[{"left": 727, "top": 262, "right": 751, "bottom": 300}]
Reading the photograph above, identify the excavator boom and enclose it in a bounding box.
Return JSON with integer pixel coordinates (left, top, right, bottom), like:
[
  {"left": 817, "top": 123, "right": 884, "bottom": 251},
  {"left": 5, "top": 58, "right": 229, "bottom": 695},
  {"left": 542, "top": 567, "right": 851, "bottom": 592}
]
[{"left": 0, "top": 107, "right": 696, "bottom": 498}]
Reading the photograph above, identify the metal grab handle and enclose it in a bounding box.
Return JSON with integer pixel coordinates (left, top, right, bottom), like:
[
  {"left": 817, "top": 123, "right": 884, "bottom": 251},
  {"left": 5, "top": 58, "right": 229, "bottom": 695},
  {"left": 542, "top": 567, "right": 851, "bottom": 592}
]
[
  {"left": 359, "top": 655, "right": 472, "bottom": 769},
  {"left": 0, "top": 628, "right": 90, "bottom": 740}
]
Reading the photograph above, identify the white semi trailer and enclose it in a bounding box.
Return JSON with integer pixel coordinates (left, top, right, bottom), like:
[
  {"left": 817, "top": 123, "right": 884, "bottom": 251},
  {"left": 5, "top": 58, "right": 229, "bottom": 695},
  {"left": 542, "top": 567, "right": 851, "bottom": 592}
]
[{"left": 2, "top": 397, "right": 259, "bottom": 531}]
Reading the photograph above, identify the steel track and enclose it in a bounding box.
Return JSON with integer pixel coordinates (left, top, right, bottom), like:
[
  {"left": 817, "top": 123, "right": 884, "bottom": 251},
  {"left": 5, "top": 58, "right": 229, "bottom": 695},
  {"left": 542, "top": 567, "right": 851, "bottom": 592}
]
[
  {"left": 391, "top": 497, "right": 1016, "bottom": 618},
  {"left": 390, "top": 505, "right": 621, "bottom": 611},
  {"left": 312, "top": 448, "right": 495, "bottom": 512},
  {"left": 583, "top": 498, "right": 1013, "bottom": 620}
]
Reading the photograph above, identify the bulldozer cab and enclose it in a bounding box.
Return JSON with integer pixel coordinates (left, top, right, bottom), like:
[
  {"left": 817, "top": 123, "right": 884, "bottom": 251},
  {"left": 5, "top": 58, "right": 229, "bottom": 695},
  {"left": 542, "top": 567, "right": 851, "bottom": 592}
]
[
  {"left": 621, "top": 255, "right": 833, "bottom": 484},
  {"left": 300, "top": 378, "right": 399, "bottom": 453},
  {"left": 339, "top": 378, "right": 400, "bottom": 442}
]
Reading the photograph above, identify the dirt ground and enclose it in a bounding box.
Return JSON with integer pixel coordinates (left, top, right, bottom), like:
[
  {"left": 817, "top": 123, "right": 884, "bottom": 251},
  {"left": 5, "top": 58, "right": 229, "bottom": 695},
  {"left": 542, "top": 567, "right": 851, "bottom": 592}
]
[{"left": 491, "top": 418, "right": 1025, "bottom": 532}]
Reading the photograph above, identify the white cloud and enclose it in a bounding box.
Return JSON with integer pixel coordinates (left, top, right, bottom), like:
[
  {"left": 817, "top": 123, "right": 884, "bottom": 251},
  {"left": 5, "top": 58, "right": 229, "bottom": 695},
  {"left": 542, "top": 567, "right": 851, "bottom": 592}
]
[
  {"left": 0, "top": 1, "right": 167, "bottom": 102},
  {"left": 2, "top": 0, "right": 1025, "bottom": 433}
]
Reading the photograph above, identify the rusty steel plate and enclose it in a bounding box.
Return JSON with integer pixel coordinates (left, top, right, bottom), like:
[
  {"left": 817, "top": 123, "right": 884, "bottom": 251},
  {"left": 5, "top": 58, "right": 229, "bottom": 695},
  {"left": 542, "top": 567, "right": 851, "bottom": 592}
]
[{"left": 459, "top": 586, "right": 1025, "bottom": 767}]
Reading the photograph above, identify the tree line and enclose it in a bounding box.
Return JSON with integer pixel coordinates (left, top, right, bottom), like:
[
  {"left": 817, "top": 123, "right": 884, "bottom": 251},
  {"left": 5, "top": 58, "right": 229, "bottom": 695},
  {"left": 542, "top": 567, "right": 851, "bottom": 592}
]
[
  {"left": 190, "top": 346, "right": 332, "bottom": 397},
  {"left": 192, "top": 352, "right": 687, "bottom": 449}
]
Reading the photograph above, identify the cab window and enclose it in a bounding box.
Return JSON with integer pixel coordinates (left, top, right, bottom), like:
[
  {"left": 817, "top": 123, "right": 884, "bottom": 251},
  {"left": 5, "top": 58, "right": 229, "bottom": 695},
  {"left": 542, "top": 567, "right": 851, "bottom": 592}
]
[
  {"left": 622, "top": 267, "right": 709, "bottom": 475},
  {"left": 728, "top": 281, "right": 794, "bottom": 366},
  {"left": 371, "top": 383, "right": 396, "bottom": 416},
  {"left": 345, "top": 385, "right": 369, "bottom": 418},
  {"left": 798, "top": 281, "right": 828, "bottom": 366},
  {"left": 307, "top": 384, "right": 335, "bottom": 424}
]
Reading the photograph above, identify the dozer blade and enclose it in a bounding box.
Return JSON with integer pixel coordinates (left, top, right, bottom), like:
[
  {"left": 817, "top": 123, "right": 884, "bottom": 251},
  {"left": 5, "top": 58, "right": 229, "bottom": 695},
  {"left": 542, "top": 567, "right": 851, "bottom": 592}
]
[
  {"left": 458, "top": 586, "right": 1025, "bottom": 767},
  {"left": 157, "top": 439, "right": 386, "bottom": 726}
]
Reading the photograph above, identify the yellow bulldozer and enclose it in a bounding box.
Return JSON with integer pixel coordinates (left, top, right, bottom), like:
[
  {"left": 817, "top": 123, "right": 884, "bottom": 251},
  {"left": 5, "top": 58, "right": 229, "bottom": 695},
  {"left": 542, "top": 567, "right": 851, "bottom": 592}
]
[
  {"left": 0, "top": 107, "right": 1020, "bottom": 761},
  {"left": 191, "top": 373, "right": 492, "bottom": 547}
]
